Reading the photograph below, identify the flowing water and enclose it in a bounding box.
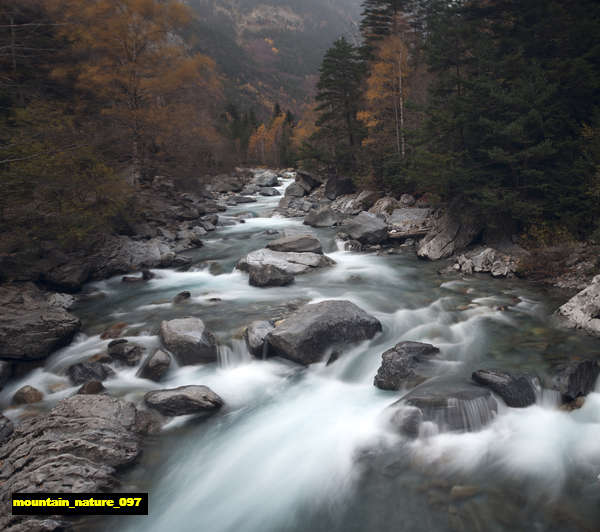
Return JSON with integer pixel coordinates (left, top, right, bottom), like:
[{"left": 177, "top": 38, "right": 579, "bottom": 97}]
[{"left": 2, "top": 179, "right": 600, "bottom": 532}]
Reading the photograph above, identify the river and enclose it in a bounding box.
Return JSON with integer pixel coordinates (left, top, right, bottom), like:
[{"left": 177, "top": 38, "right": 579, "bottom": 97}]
[{"left": 2, "top": 178, "right": 599, "bottom": 532}]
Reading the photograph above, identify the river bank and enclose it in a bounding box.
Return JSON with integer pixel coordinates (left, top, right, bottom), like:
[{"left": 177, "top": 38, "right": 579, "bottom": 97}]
[{"left": 1, "top": 169, "right": 599, "bottom": 532}]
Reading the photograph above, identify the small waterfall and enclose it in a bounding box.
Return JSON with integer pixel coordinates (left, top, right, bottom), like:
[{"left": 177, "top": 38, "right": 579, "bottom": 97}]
[{"left": 218, "top": 339, "right": 252, "bottom": 368}]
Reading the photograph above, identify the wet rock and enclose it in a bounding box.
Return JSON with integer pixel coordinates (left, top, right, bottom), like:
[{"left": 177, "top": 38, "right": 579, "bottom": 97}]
[
  {"left": 144, "top": 385, "right": 224, "bottom": 417},
  {"left": 136, "top": 350, "right": 171, "bottom": 382},
  {"left": 173, "top": 291, "right": 192, "bottom": 304},
  {"left": 259, "top": 187, "right": 281, "bottom": 197},
  {"left": 77, "top": 380, "right": 106, "bottom": 395},
  {"left": 285, "top": 182, "right": 306, "bottom": 198},
  {"left": 471, "top": 369, "right": 538, "bottom": 407},
  {"left": 304, "top": 206, "right": 343, "bottom": 227},
  {"left": 556, "top": 275, "right": 600, "bottom": 337},
  {"left": 295, "top": 170, "right": 322, "bottom": 193},
  {"left": 266, "top": 300, "right": 382, "bottom": 365},
  {"left": 0, "top": 395, "right": 144, "bottom": 531},
  {"left": 67, "top": 361, "right": 116, "bottom": 385},
  {"left": 0, "top": 283, "right": 81, "bottom": 362},
  {"left": 232, "top": 195, "right": 258, "bottom": 204},
  {"left": 388, "top": 384, "right": 498, "bottom": 436},
  {"left": 387, "top": 208, "right": 434, "bottom": 239},
  {"left": 550, "top": 359, "right": 600, "bottom": 402},
  {"left": 100, "top": 322, "right": 128, "bottom": 340},
  {"left": 107, "top": 339, "right": 144, "bottom": 367},
  {"left": 326, "top": 175, "right": 356, "bottom": 200},
  {"left": 238, "top": 248, "right": 335, "bottom": 276},
  {"left": 244, "top": 321, "right": 275, "bottom": 358},
  {"left": 0, "top": 414, "right": 13, "bottom": 444},
  {"left": 253, "top": 170, "right": 279, "bottom": 187},
  {"left": 249, "top": 264, "right": 295, "bottom": 287},
  {"left": 266, "top": 234, "right": 323, "bottom": 254},
  {"left": 159, "top": 317, "right": 218, "bottom": 365},
  {"left": 374, "top": 342, "right": 441, "bottom": 390},
  {"left": 13, "top": 385, "right": 43, "bottom": 405},
  {"left": 417, "top": 213, "right": 481, "bottom": 261},
  {"left": 340, "top": 211, "right": 388, "bottom": 245}
]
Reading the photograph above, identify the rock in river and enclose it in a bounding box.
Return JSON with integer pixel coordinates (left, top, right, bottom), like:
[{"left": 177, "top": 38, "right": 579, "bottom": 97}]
[
  {"left": 266, "top": 234, "right": 323, "bottom": 254},
  {"left": 556, "top": 274, "right": 600, "bottom": 337},
  {"left": 12, "top": 385, "right": 43, "bottom": 405},
  {"left": 0, "top": 395, "right": 145, "bottom": 531},
  {"left": 249, "top": 264, "right": 295, "bottom": 287},
  {"left": 339, "top": 211, "right": 388, "bottom": 245},
  {"left": 374, "top": 342, "right": 440, "bottom": 390},
  {"left": 417, "top": 212, "right": 480, "bottom": 261},
  {"left": 238, "top": 248, "right": 335, "bottom": 276},
  {"left": 0, "top": 283, "right": 81, "bottom": 361},
  {"left": 159, "top": 317, "right": 218, "bottom": 365},
  {"left": 244, "top": 321, "right": 275, "bottom": 358},
  {"left": 144, "top": 385, "right": 224, "bottom": 417},
  {"left": 266, "top": 300, "right": 382, "bottom": 365},
  {"left": 472, "top": 369, "right": 538, "bottom": 408},
  {"left": 107, "top": 339, "right": 144, "bottom": 366},
  {"left": 67, "top": 361, "right": 116, "bottom": 385},
  {"left": 550, "top": 359, "right": 600, "bottom": 402},
  {"left": 304, "top": 206, "right": 343, "bottom": 228},
  {"left": 137, "top": 350, "right": 171, "bottom": 382}
]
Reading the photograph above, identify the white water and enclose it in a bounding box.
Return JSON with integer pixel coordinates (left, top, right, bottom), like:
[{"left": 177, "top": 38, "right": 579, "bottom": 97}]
[{"left": 3, "top": 178, "right": 599, "bottom": 532}]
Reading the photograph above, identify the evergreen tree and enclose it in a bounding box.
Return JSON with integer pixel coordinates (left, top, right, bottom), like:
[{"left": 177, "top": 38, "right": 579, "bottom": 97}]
[{"left": 313, "top": 37, "right": 365, "bottom": 172}]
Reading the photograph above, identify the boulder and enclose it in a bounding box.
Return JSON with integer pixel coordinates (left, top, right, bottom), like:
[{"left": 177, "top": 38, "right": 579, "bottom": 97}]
[
  {"left": 67, "top": 361, "right": 116, "bottom": 385},
  {"left": 238, "top": 248, "right": 335, "bottom": 276},
  {"left": 331, "top": 191, "right": 380, "bottom": 215},
  {"left": 0, "top": 283, "right": 81, "bottom": 361},
  {"left": 326, "top": 176, "right": 356, "bottom": 200},
  {"left": 550, "top": 359, "right": 600, "bottom": 402},
  {"left": 0, "top": 414, "right": 13, "bottom": 444},
  {"left": 107, "top": 339, "right": 144, "bottom": 366},
  {"left": 231, "top": 195, "right": 258, "bottom": 204},
  {"left": 0, "top": 395, "right": 144, "bottom": 531},
  {"left": 241, "top": 184, "right": 260, "bottom": 195},
  {"left": 472, "top": 369, "right": 538, "bottom": 408},
  {"left": 259, "top": 187, "right": 281, "bottom": 197},
  {"left": 387, "top": 208, "right": 434, "bottom": 239},
  {"left": 304, "top": 206, "right": 343, "bottom": 227},
  {"left": 266, "top": 300, "right": 382, "bottom": 365},
  {"left": 266, "top": 234, "right": 323, "bottom": 254},
  {"left": 340, "top": 211, "right": 388, "bottom": 245},
  {"left": 244, "top": 321, "right": 275, "bottom": 358},
  {"left": 417, "top": 213, "right": 481, "bottom": 260},
  {"left": 159, "top": 318, "right": 218, "bottom": 365},
  {"left": 144, "top": 385, "right": 224, "bottom": 417},
  {"left": 41, "top": 261, "right": 91, "bottom": 293},
  {"left": 13, "top": 385, "right": 43, "bottom": 405},
  {"left": 249, "top": 264, "right": 295, "bottom": 287},
  {"left": 253, "top": 170, "right": 279, "bottom": 187},
  {"left": 284, "top": 182, "right": 306, "bottom": 198},
  {"left": 173, "top": 291, "right": 192, "bottom": 304},
  {"left": 100, "top": 322, "right": 128, "bottom": 340},
  {"left": 77, "top": 380, "right": 107, "bottom": 395},
  {"left": 369, "top": 197, "right": 400, "bottom": 216},
  {"left": 556, "top": 275, "right": 600, "bottom": 336},
  {"left": 295, "top": 170, "right": 321, "bottom": 193},
  {"left": 136, "top": 350, "right": 171, "bottom": 382},
  {"left": 388, "top": 384, "right": 498, "bottom": 436},
  {"left": 374, "top": 342, "right": 440, "bottom": 390}
]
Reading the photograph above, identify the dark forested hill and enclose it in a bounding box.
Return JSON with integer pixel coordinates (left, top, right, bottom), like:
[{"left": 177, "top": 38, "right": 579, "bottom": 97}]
[{"left": 186, "top": 0, "right": 363, "bottom": 116}]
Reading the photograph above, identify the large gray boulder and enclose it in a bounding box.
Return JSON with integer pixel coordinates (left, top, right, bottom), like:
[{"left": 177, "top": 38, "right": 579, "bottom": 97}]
[
  {"left": 388, "top": 384, "right": 498, "bottom": 437},
  {"left": 244, "top": 321, "right": 275, "bottom": 358},
  {"left": 238, "top": 248, "right": 335, "bottom": 276},
  {"left": 417, "top": 213, "right": 481, "bottom": 260},
  {"left": 159, "top": 318, "right": 218, "bottom": 365},
  {"left": 556, "top": 275, "right": 600, "bottom": 336},
  {"left": 340, "top": 211, "right": 388, "bottom": 245},
  {"left": 550, "top": 359, "right": 600, "bottom": 402},
  {"left": 0, "top": 395, "right": 145, "bottom": 531},
  {"left": 266, "top": 300, "right": 382, "bottom": 365},
  {"left": 266, "top": 234, "right": 323, "bottom": 254},
  {"left": 304, "top": 206, "right": 343, "bottom": 227},
  {"left": 67, "top": 361, "right": 116, "bottom": 385},
  {"left": 136, "top": 350, "right": 171, "bottom": 382},
  {"left": 387, "top": 208, "right": 434, "bottom": 239},
  {"left": 472, "top": 369, "right": 538, "bottom": 408},
  {"left": 374, "top": 342, "right": 440, "bottom": 390},
  {"left": 259, "top": 187, "right": 281, "bottom": 197},
  {"left": 253, "top": 170, "right": 279, "bottom": 187},
  {"left": 295, "top": 170, "right": 322, "bottom": 193},
  {"left": 249, "top": 264, "right": 295, "bottom": 287},
  {"left": 325, "top": 176, "right": 356, "bottom": 200},
  {"left": 0, "top": 283, "right": 81, "bottom": 362},
  {"left": 369, "top": 196, "right": 400, "bottom": 216},
  {"left": 144, "top": 385, "right": 223, "bottom": 417},
  {"left": 331, "top": 191, "right": 380, "bottom": 215},
  {"left": 284, "top": 182, "right": 306, "bottom": 198}
]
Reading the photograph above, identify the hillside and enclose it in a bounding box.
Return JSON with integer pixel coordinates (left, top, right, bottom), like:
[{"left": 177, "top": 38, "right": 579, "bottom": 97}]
[{"left": 186, "top": 0, "right": 363, "bottom": 116}]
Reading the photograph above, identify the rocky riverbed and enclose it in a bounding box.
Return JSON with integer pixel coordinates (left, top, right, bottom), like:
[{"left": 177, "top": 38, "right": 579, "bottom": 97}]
[{"left": 1, "top": 169, "right": 599, "bottom": 532}]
